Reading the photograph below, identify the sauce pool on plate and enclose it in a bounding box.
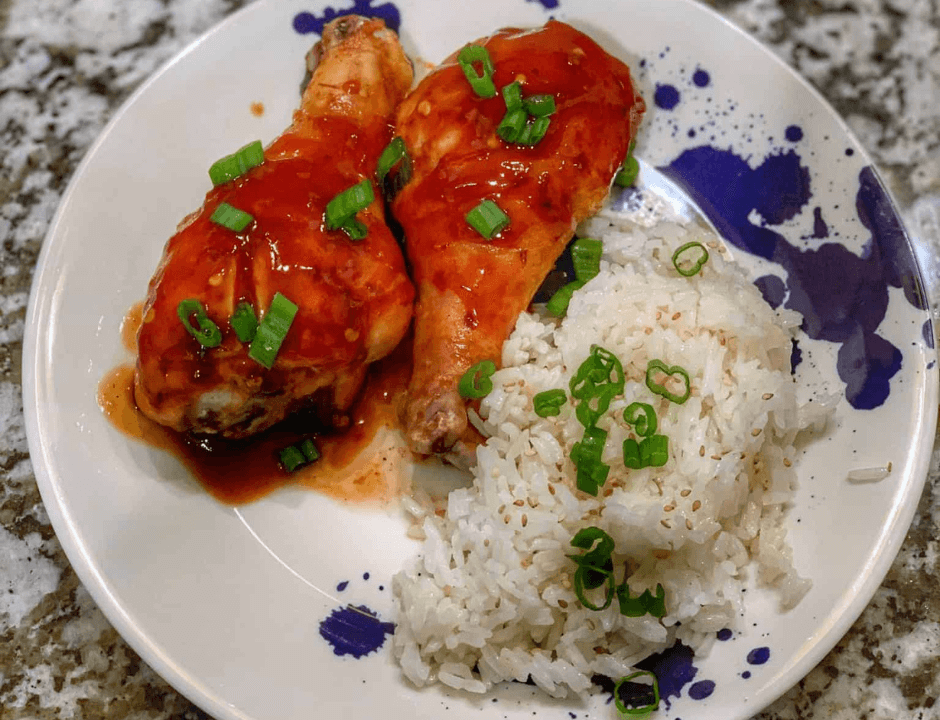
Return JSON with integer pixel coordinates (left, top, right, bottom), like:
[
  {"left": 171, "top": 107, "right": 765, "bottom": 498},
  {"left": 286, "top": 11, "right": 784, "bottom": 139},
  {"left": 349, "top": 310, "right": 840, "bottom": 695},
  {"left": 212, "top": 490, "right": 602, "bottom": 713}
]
[{"left": 99, "top": 305, "right": 413, "bottom": 505}]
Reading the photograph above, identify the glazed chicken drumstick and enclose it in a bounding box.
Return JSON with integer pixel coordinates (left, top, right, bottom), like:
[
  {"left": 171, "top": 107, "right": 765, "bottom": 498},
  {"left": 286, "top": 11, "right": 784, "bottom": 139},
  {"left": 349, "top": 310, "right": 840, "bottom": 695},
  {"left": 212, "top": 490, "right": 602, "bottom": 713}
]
[
  {"left": 134, "top": 16, "right": 414, "bottom": 439},
  {"left": 392, "top": 20, "right": 645, "bottom": 457}
]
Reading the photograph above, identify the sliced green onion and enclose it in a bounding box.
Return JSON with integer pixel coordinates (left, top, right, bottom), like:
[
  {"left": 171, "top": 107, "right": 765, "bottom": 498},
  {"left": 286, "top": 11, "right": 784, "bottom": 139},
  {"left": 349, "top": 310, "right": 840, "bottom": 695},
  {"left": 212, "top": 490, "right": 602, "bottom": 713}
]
[
  {"left": 575, "top": 389, "right": 615, "bottom": 429},
  {"left": 341, "top": 218, "right": 368, "bottom": 241},
  {"left": 299, "top": 438, "right": 320, "bottom": 463},
  {"left": 325, "top": 179, "right": 374, "bottom": 230},
  {"left": 375, "top": 137, "right": 413, "bottom": 199},
  {"left": 613, "top": 671, "right": 660, "bottom": 719},
  {"left": 497, "top": 107, "right": 528, "bottom": 143},
  {"left": 457, "top": 44, "right": 496, "bottom": 98},
  {"left": 211, "top": 202, "right": 254, "bottom": 232},
  {"left": 230, "top": 302, "right": 258, "bottom": 343},
  {"left": 177, "top": 299, "right": 222, "bottom": 348},
  {"left": 523, "top": 94, "right": 556, "bottom": 117},
  {"left": 614, "top": 155, "right": 640, "bottom": 187},
  {"left": 280, "top": 438, "right": 320, "bottom": 472},
  {"left": 571, "top": 425, "right": 608, "bottom": 495},
  {"left": 573, "top": 564, "right": 616, "bottom": 610},
  {"left": 623, "top": 402, "right": 657, "bottom": 437},
  {"left": 376, "top": 137, "right": 407, "bottom": 183},
  {"left": 208, "top": 140, "right": 264, "bottom": 186},
  {"left": 501, "top": 81, "right": 523, "bottom": 109},
  {"left": 571, "top": 237, "right": 603, "bottom": 284},
  {"left": 279, "top": 445, "right": 307, "bottom": 472},
  {"left": 466, "top": 199, "right": 510, "bottom": 239},
  {"left": 569, "top": 526, "right": 615, "bottom": 569},
  {"left": 640, "top": 434, "right": 669, "bottom": 468},
  {"left": 516, "top": 116, "right": 551, "bottom": 146},
  {"left": 568, "top": 527, "right": 616, "bottom": 610},
  {"left": 458, "top": 359, "right": 496, "bottom": 399},
  {"left": 645, "top": 359, "right": 691, "bottom": 404},
  {"left": 672, "top": 241, "right": 709, "bottom": 277},
  {"left": 570, "top": 346, "right": 626, "bottom": 403},
  {"left": 623, "top": 438, "right": 643, "bottom": 470},
  {"left": 248, "top": 292, "right": 298, "bottom": 369},
  {"left": 533, "top": 388, "right": 567, "bottom": 418},
  {"left": 545, "top": 280, "right": 582, "bottom": 317}
]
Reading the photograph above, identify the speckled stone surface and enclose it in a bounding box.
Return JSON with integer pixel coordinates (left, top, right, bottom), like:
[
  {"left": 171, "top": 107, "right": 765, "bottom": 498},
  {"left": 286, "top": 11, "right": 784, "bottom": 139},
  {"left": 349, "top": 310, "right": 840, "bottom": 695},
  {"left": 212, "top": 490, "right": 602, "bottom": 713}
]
[{"left": 2, "top": 0, "right": 939, "bottom": 718}]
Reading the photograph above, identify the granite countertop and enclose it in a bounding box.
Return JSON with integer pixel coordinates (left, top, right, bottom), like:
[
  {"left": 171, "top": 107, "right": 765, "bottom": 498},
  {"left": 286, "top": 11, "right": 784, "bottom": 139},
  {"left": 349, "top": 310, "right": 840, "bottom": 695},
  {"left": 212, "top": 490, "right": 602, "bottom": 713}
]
[{"left": 2, "top": 0, "right": 939, "bottom": 718}]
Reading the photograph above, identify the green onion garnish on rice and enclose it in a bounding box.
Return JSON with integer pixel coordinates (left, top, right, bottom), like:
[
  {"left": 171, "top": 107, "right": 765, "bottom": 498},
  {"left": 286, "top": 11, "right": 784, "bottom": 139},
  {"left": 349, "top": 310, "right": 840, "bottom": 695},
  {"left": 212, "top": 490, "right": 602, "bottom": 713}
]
[
  {"left": 533, "top": 388, "right": 567, "bottom": 417},
  {"left": 623, "top": 402, "right": 657, "bottom": 437},
  {"left": 613, "top": 671, "right": 661, "bottom": 719},
  {"left": 645, "top": 359, "right": 691, "bottom": 404},
  {"left": 672, "top": 241, "right": 709, "bottom": 276}
]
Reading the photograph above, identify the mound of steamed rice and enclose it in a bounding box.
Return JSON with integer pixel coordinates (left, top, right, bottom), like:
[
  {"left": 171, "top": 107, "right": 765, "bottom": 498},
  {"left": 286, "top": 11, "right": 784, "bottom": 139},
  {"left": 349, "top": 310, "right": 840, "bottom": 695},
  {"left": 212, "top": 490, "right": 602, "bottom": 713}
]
[{"left": 391, "top": 206, "right": 831, "bottom": 698}]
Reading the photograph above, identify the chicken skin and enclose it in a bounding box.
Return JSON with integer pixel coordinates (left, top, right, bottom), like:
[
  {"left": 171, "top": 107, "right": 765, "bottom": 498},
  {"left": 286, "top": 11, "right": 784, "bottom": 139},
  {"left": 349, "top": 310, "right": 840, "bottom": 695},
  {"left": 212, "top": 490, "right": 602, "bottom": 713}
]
[
  {"left": 392, "top": 20, "right": 645, "bottom": 456},
  {"left": 134, "top": 16, "right": 414, "bottom": 439}
]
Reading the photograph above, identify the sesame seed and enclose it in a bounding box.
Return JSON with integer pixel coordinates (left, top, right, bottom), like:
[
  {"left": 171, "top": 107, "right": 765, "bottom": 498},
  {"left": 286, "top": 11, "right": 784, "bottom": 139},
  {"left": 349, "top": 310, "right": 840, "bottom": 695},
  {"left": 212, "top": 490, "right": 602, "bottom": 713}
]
[
  {"left": 672, "top": 312, "right": 681, "bottom": 320},
  {"left": 692, "top": 500, "right": 701, "bottom": 511},
  {"left": 660, "top": 520, "right": 671, "bottom": 529},
  {"left": 548, "top": 485, "right": 556, "bottom": 495},
  {"left": 503, "top": 514, "right": 511, "bottom": 524},
  {"left": 762, "top": 393, "right": 774, "bottom": 400},
  {"left": 558, "top": 599, "right": 569, "bottom": 608},
  {"left": 522, "top": 514, "right": 528, "bottom": 527},
  {"left": 751, "top": 428, "right": 761, "bottom": 436},
  {"left": 783, "top": 458, "right": 792, "bottom": 467},
  {"left": 514, "top": 499, "right": 525, "bottom": 507},
  {"left": 711, "top": 454, "right": 722, "bottom": 460},
  {"left": 663, "top": 504, "right": 675, "bottom": 512},
  {"left": 418, "top": 100, "right": 432, "bottom": 116},
  {"left": 699, "top": 445, "right": 705, "bottom": 457},
  {"left": 686, "top": 519, "right": 693, "bottom": 530},
  {"left": 680, "top": 489, "right": 691, "bottom": 497}
]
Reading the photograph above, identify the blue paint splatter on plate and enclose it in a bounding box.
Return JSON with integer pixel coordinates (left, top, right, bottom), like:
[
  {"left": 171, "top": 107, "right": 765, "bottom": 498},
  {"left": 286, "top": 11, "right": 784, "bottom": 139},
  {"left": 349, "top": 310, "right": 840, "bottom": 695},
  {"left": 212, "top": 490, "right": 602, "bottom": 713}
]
[
  {"left": 336, "top": 580, "right": 349, "bottom": 591},
  {"left": 716, "top": 628, "right": 733, "bottom": 641},
  {"left": 293, "top": 0, "right": 401, "bottom": 35},
  {"left": 636, "top": 642, "right": 699, "bottom": 708},
  {"left": 660, "top": 147, "right": 925, "bottom": 409},
  {"left": 785, "top": 125, "right": 804, "bottom": 142},
  {"left": 654, "top": 84, "right": 681, "bottom": 110},
  {"left": 746, "top": 646, "right": 771, "bottom": 665},
  {"left": 688, "top": 679, "right": 716, "bottom": 700},
  {"left": 692, "top": 68, "right": 710, "bottom": 87},
  {"left": 319, "top": 605, "right": 394, "bottom": 657}
]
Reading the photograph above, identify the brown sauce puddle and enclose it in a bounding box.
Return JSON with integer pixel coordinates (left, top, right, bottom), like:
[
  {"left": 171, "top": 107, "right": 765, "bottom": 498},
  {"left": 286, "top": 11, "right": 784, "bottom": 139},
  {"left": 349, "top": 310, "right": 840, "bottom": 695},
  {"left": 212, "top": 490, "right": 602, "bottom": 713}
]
[{"left": 100, "top": 304, "right": 413, "bottom": 506}]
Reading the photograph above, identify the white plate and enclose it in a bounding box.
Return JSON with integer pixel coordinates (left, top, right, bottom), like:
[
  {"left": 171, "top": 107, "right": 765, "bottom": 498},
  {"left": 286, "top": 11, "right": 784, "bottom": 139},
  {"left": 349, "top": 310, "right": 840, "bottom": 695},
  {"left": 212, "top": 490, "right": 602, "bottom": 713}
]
[{"left": 22, "top": 1, "right": 938, "bottom": 719}]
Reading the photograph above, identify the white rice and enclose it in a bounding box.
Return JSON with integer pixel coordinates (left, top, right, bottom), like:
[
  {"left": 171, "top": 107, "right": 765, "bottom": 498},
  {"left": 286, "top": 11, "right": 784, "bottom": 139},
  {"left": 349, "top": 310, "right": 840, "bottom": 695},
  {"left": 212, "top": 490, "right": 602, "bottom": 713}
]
[{"left": 392, "top": 203, "right": 833, "bottom": 698}]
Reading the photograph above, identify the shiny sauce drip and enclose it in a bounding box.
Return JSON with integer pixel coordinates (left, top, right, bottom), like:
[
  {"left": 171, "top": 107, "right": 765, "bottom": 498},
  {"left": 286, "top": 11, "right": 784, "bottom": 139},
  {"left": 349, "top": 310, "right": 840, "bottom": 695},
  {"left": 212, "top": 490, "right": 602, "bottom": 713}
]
[{"left": 101, "top": 307, "right": 412, "bottom": 505}]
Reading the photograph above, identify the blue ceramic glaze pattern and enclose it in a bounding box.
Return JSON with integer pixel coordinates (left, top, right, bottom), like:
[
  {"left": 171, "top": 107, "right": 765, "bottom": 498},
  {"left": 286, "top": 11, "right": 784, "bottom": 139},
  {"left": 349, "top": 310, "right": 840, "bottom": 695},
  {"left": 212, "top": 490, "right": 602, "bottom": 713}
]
[
  {"left": 654, "top": 84, "right": 681, "bottom": 110},
  {"left": 746, "top": 646, "right": 771, "bottom": 665},
  {"left": 636, "top": 642, "right": 699, "bottom": 709},
  {"left": 659, "top": 148, "right": 924, "bottom": 409},
  {"left": 293, "top": 0, "right": 401, "bottom": 34},
  {"left": 688, "top": 679, "right": 716, "bottom": 700},
  {"left": 319, "top": 605, "right": 394, "bottom": 658}
]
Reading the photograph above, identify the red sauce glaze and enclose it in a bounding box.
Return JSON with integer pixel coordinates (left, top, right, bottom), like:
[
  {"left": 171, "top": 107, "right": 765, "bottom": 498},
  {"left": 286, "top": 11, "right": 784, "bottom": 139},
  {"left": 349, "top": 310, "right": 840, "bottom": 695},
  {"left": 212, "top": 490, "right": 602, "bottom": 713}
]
[{"left": 98, "top": 341, "right": 412, "bottom": 506}]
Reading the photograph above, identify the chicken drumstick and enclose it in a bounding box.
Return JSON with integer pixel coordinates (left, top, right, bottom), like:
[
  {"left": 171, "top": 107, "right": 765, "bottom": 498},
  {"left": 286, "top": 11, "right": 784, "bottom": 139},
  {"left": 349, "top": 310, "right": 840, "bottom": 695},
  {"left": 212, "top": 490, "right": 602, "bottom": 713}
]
[
  {"left": 134, "top": 16, "right": 414, "bottom": 439},
  {"left": 392, "top": 20, "right": 645, "bottom": 458}
]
